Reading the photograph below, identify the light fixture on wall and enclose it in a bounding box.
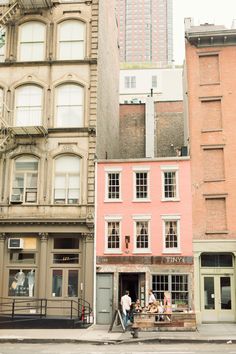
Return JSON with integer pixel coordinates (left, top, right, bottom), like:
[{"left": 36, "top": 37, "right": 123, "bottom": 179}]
[{"left": 125, "top": 235, "right": 130, "bottom": 249}]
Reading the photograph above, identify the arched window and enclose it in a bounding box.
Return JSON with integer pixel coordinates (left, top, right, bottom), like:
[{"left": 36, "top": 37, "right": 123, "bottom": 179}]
[
  {"left": 54, "top": 155, "right": 80, "bottom": 204},
  {"left": 18, "top": 21, "right": 46, "bottom": 61},
  {"left": 58, "top": 20, "right": 85, "bottom": 60},
  {"left": 15, "top": 85, "right": 43, "bottom": 126},
  {"left": 55, "top": 83, "right": 84, "bottom": 127},
  {"left": 11, "top": 156, "right": 39, "bottom": 203}
]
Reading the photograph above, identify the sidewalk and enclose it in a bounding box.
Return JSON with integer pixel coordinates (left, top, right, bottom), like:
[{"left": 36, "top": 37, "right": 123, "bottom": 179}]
[{"left": 0, "top": 323, "right": 236, "bottom": 344}]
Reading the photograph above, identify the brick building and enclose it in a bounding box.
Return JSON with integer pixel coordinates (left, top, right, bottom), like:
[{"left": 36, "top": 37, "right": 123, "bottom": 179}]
[{"left": 185, "top": 19, "right": 236, "bottom": 323}]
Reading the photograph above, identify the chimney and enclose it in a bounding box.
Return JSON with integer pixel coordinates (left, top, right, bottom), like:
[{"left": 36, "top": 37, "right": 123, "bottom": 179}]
[{"left": 184, "top": 17, "right": 193, "bottom": 31}]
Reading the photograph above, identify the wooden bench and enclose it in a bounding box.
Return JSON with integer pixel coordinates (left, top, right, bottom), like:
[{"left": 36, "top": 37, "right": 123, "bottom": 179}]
[{"left": 131, "top": 312, "right": 196, "bottom": 338}]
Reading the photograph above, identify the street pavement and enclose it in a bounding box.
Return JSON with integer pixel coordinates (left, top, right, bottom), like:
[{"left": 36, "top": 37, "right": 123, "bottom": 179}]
[{"left": 0, "top": 323, "right": 236, "bottom": 344}]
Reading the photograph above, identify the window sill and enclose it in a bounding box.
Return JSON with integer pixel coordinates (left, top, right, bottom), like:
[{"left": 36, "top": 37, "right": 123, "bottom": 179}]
[
  {"left": 162, "top": 250, "right": 181, "bottom": 254},
  {"left": 205, "top": 230, "right": 229, "bottom": 234},
  {"left": 104, "top": 250, "right": 123, "bottom": 255},
  {"left": 203, "top": 179, "right": 225, "bottom": 183},
  {"left": 132, "top": 199, "right": 151, "bottom": 203},
  {"left": 201, "top": 129, "right": 223, "bottom": 133},
  {"left": 161, "top": 198, "right": 180, "bottom": 202},
  {"left": 133, "top": 249, "right": 152, "bottom": 254},
  {"left": 104, "top": 199, "right": 123, "bottom": 203}
]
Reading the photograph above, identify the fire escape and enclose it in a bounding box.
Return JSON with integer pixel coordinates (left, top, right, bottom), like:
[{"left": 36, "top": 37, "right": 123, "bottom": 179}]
[{"left": 0, "top": 0, "right": 55, "bottom": 152}]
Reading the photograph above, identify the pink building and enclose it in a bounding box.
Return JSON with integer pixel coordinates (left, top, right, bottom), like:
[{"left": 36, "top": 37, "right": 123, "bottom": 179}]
[{"left": 95, "top": 157, "right": 193, "bottom": 324}]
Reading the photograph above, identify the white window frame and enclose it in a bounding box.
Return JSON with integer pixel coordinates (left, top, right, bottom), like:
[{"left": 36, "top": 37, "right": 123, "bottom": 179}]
[
  {"left": 104, "top": 216, "right": 122, "bottom": 254},
  {"left": 53, "top": 155, "right": 81, "bottom": 205},
  {"left": 161, "top": 214, "right": 181, "bottom": 254},
  {"left": 55, "top": 83, "right": 84, "bottom": 128},
  {"left": 133, "top": 166, "right": 150, "bottom": 202},
  {"left": 11, "top": 156, "right": 39, "bottom": 204},
  {"left": 132, "top": 215, "right": 151, "bottom": 254},
  {"left": 124, "top": 76, "right": 136, "bottom": 89},
  {"left": 18, "top": 21, "right": 46, "bottom": 61},
  {"left": 57, "top": 20, "right": 85, "bottom": 60},
  {"left": 161, "top": 165, "right": 179, "bottom": 201},
  {"left": 104, "top": 167, "right": 122, "bottom": 202},
  {"left": 15, "top": 84, "right": 43, "bottom": 127}
]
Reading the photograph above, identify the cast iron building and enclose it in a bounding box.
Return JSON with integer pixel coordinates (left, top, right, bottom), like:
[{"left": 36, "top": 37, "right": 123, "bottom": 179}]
[
  {"left": 116, "top": 0, "right": 173, "bottom": 63},
  {"left": 0, "top": 0, "right": 119, "bottom": 322}
]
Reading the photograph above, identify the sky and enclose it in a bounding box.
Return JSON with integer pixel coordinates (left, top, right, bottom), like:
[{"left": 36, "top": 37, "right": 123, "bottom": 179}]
[{"left": 173, "top": 0, "right": 236, "bottom": 64}]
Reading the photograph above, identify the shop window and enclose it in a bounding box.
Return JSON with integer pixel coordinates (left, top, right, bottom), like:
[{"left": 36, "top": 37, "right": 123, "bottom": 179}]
[
  {"left": 152, "top": 274, "right": 189, "bottom": 307},
  {"left": 58, "top": 20, "right": 85, "bottom": 60},
  {"left": 201, "top": 253, "right": 233, "bottom": 267},
  {"left": 52, "top": 269, "right": 79, "bottom": 298},
  {"left": 68, "top": 270, "right": 78, "bottom": 297},
  {"left": 10, "top": 252, "right": 36, "bottom": 264},
  {"left": 11, "top": 156, "right": 39, "bottom": 204},
  {"left": 54, "top": 155, "right": 80, "bottom": 204},
  {"left": 55, "top": 83, "right": 84, "bottom": 127},
  {"left": 8, "top": 269, "right": 35, "bottom": 297},
  {"left": 15, "top": 85, "right": 43, "bottom": 127},
  {"left": 18, "top": 21, "right": 46, "bottom": 61},
  {"left": 53, "top": 253, "right": 79, "bottom": 264},
  {"left": 52, "top": 269, "right": 62, "bottom": 297},
  {"left": 53, "top": 237, "right": 79, "bottom": 249}
]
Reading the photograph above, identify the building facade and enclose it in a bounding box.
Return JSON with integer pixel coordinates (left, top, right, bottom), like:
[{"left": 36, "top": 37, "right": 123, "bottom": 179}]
[
  {"left": 96, "top": 158, "right": 193, "bottom": 324},
  {"left": 116, "top": 0, "right": 173, "bottom": 64},
  {"left": 185, "top": 20, "right": 236, "bottom": 323},
  {"left": 0, "top": 0, "right": 119, "bottom": 318}
]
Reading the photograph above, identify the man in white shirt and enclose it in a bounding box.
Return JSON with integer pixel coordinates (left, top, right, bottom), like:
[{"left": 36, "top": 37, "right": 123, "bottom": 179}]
[
  {"left": 148, "top": 289, "right": 156, "bottom": 304},
  {"left": 120, "top": 290, "right": 132, "bottom": 328}
]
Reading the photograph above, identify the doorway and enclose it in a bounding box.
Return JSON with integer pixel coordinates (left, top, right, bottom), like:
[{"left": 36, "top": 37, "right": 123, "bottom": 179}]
[
  {"left": 201, "top": 274, "right": 234, "bottom": 322},
  {"left": 119, "top": 273, "right": 145, "bottom": 305}
]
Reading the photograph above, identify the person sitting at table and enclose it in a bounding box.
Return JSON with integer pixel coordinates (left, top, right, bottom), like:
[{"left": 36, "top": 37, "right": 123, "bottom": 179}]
[
  {"left": 156, "top": 300, "right": 165, "bottom": 321},
  {"left": 148, "top": 301, "right": 158, "bottom": 313},
  {"left": 134, "top": 299, "right": 142, "bottom": 313}
]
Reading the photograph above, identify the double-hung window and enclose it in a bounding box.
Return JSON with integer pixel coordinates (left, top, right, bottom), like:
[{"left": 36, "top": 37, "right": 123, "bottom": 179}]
[
  {"left": 18, "top": 21, "right": 46, "bottom": 61},
  {"left": 105, "top": 168, "right": 122, "bottom": 202},
  {"left": 15, "top": 85, "right": 43, "bottom": 127},
  {"left": 133, "top": 167, "right": 149, "bottom": 201},
  {"left": 58, "top": 20, "right": 85, "bottom": 60},
  {"left": 55, "top": 84, "right": 84, "bottom": 127},
  {"left": 161, "top": 166, "right": 179, "bottom": 201},
  {"left": 105, "top": 217, "right": 122, "bottom": 253},
  {"left": 11, "top": 156, "right": 39, "bottom": 203},
  {"left": 162, "top": 215, "right": 180, "bottom": 253},
  {"left": 133, "top": 215, "right": 151, "bottom": 253},
  {"left": 54, "top": 155, "right": 80, "bottom": 204},
  {"left": 124, "top": 76, "right": 136, "bottom": 88}
]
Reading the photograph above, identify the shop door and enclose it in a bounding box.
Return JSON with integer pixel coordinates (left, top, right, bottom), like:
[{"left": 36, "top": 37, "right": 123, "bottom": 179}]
[
  {"left": 201, "top": 275, "right": 234, "bottom": 322},
  {"left": 96, "top": 274, "right": 113, "bottom": 324},
  {"left": 49, "top": 268, "right": 79, "bottom": 316}
]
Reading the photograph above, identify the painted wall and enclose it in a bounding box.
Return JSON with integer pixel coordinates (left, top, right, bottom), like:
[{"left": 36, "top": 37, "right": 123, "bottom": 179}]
[{"left": 96, "top": 158, "right": 192, "bottom": 257}]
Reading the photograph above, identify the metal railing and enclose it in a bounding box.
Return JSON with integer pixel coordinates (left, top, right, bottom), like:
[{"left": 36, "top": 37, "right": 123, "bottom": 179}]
[{"left": 0, "top": 297, "right": 93, "bottom": 324}]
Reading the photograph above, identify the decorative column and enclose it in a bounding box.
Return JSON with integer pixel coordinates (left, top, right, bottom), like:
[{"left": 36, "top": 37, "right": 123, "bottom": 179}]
[
  {"left": 81, "top": 232, "right": 94, "bottom": 306},
  {"left": 0, "top": 233, "right": 6, "bottom": 298},
  {"left": 38, "top": 233, "right": 48, "bottom": 299}
]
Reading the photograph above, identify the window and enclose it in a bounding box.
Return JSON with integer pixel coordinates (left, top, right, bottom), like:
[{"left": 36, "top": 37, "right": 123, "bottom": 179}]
[
  {"left": 124, "top": 76, "right": 136, "bottom": 88},
  {"left": 15, "top": 85, "right": 43, "bottom": 126},
  {"left": 11, "top": 156, "right": 39, "bottom": 203},
  {"left": 58, "top": 20, "right": 85, "bottom": 60},
  {"left": 9, "top": 269, "right": 35, "bottom": 297},
  {"left": 133, "top": 215, "right": 151, "bottom": 253},
  {"left": 201, "top": 253, "right": 233, "bottom": 267},
  {"left": 152, "top": 274, "right": 189, "bottom": 307},
  {"left": 55, "top": 84, "right": 84, "bottom": 127},
  {"left": 162, "top": 215, "right": 180, "bottom": 253},
  {"left": 54, "top": 155, "right": 80, "bottom": 204},
  {"left": 18, "top": 21, "right": 46, "bottom": 61},
  {"left": 161, "top": 166, "right": 179, "bottom": 201},
  {"left": 133, "top": 168, "right": 149, "bottom": 201},
  {"left": 0, "top": 29, "right": 6, "bottom": 62},
  {"left": 107, "top": 221, "right": 120, "bottom": 249},
  {"left": 105, "top": 169, "right": 121, "bottom": 201},
  {"left": 152, "top": 75, "right": 157, "bottom": 88}
]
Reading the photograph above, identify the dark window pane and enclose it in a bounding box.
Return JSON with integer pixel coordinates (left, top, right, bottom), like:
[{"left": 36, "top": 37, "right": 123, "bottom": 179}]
[
  {"left": 54, "top": 237, "right": 79, "bottom": 249},
  {"left": 53, "top": 253, "right": 79, "bottom": 264},
  {"left": 201, "top": 253, "right": 233, "bottom": 267}
]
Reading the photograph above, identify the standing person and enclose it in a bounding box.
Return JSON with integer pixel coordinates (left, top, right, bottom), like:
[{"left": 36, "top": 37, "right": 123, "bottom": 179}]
[
  {"left": 120, "top": 290, "right": 132, "bottom": 328},
  {"left": 148, "top": 289, "right": 156, "bottom": 304}
]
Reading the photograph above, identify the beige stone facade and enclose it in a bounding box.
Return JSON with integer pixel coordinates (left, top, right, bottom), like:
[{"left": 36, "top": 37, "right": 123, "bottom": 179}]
[{"left": 0, "top": 0, "right": 119, "bottom": 317}]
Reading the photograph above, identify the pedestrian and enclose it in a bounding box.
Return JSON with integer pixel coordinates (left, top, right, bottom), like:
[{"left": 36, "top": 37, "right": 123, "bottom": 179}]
[
  {"left": 120, "top": 290, "right": 132, "bottom": 328},
  {"left": 148, "top": 289, "right": 156, "bottom": 304}
]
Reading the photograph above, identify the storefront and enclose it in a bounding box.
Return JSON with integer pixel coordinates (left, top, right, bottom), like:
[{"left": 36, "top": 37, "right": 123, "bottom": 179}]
[{"left": 0, "top": 228, "right": 94, "bottom": 317}]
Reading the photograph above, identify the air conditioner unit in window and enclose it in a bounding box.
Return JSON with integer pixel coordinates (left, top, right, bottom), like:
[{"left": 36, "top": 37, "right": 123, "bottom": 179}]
[
  {"left": 10, "top": 194, "right": 23, "bottom": 203},
  {"left": 8, "top": 238, "right": 24, "bottom": 249}
]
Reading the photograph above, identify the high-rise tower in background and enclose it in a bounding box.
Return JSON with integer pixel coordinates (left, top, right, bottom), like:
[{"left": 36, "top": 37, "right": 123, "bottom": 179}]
[{"left": 116, "top": 0, "right": 173, "bottom": 63}]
